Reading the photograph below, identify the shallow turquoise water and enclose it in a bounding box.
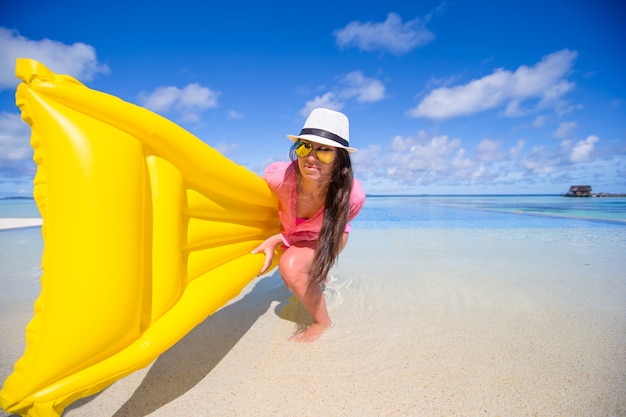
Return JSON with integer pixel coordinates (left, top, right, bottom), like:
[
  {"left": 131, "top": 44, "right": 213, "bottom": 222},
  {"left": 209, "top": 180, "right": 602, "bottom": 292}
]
[{"left": 352, "top": 195, "right": 626, "bottom": 229}]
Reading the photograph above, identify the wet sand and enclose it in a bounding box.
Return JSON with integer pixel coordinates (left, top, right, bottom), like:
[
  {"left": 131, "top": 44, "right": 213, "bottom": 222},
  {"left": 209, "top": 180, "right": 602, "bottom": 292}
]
[{"left": 1, "top": 227, "right": 625, "bottom": 416}]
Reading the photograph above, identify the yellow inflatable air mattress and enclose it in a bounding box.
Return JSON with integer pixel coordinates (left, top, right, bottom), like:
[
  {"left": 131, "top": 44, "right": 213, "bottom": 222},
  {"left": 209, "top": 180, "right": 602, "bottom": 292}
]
[{"left": 0, "top": 59, "right": 280, "bottom": 417}]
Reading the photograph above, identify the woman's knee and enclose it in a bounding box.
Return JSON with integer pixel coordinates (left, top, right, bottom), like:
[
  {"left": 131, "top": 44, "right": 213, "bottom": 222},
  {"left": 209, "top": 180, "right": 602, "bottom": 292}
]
[
  {"left": 279, "top": 256, "right": 302, "bottom": 287},
  {"left": 279, "top": 246, "right": 313, "bottom": 288}
]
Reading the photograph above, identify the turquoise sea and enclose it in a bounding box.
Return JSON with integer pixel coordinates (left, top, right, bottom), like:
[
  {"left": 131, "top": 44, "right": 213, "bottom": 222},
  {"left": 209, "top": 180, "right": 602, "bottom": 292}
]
[
  {"left": 2, "top": 194, "right": 625, "bottom": 228},
  {"left": 0, "top": 198, "right": 41, "bottom": 219},
  {"left": 356, "top": 194, "right": 626, "bottom": 228}
]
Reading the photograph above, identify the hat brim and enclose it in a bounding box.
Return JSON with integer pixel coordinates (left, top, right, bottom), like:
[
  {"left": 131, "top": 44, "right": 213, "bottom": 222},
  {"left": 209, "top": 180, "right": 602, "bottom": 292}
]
[{"left": 287, "top": 134, "right": 358, "bottom": 153}]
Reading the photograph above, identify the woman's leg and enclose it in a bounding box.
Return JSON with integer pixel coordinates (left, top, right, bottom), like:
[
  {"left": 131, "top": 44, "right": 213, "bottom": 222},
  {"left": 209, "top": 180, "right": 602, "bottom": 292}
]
[
  {"left": 279, "top": 241, "right": 330, "bottom": 342},
  {"left": 278, "top": 234, "right": 349, "bottom": 342}
]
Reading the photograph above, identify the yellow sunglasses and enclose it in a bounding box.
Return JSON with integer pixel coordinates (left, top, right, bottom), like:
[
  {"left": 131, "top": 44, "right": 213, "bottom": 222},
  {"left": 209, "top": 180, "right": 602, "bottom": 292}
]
[{"left": 295, "top": 141, "right": 336, "bottom": 164}]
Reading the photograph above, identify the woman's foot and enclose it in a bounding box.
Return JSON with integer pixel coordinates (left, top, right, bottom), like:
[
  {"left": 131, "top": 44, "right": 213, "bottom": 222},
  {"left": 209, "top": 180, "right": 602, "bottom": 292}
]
[{"left": 289, "top": 322, "right": 331, "bottom": 343}]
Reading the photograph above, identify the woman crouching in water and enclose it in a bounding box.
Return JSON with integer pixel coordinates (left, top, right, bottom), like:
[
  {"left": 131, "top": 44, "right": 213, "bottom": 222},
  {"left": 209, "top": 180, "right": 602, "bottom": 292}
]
[{"left": 253, "top": 108, "right": 365, "bottom": 342}]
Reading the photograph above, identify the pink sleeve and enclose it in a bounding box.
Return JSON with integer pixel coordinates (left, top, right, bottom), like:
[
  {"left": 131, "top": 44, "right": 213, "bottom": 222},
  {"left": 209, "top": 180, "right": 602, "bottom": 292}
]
[
  {"left": 348, "top": 179, "right": 366, "bottom": 222},
  {"left": 262, "top": 162, "right": 288, "bottom": 193},
  {"left": 343, "top": 179, "right": 365, "bottom": 234}
]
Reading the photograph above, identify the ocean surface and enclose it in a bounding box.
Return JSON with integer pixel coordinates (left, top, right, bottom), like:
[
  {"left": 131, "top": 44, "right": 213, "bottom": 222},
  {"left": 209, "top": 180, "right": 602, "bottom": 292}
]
[
  {"left": 0, "top": 198, "right": 41, "bottom": 219},
  {"left": 2, "top": 194, "right": 626, "bottom": 227},
  {"left": 352, "top": 194, "right": 626, "bottom": 229}
]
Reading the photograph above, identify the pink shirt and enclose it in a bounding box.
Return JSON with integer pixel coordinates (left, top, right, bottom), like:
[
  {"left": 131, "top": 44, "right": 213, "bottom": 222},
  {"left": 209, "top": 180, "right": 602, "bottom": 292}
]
[{"left": 263, "top": 161, "right": 366, "bottom": 247}]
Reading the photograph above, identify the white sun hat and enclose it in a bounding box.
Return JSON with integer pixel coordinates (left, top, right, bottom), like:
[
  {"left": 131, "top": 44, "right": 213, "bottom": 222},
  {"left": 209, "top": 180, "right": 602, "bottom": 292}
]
[{"left": 287, "top": 108, "right": 358, "bottom": 153}]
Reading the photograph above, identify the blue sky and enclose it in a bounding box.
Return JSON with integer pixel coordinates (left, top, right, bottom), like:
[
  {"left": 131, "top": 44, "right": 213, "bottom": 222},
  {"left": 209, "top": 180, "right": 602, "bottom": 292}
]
[{"left": 1, "top": 0, "right": 625, "bottom": 197}]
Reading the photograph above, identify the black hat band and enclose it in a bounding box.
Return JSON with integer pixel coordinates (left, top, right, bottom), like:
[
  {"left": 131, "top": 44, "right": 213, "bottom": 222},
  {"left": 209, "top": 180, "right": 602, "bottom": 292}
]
[{"left": 299, "top": 128, "right": 349, "bottom": 147}]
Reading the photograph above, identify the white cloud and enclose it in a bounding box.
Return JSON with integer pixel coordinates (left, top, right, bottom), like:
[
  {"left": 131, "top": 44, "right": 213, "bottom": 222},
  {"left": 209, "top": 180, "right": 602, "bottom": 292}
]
[
  {"left": 0, "top": 27, "right": 109, "bottom": 90},
  {"left": 177, "top": 83, "right": 218, "bottom": 110},
  {"left": 0, "top": 112, "right": 36, "bottom": 183},
  {"left": 140, "top": 86, "right": 179, "bottom": 112},
  {"left": 408, "top": 49, "right": 578, "bottom": 120},
  {"left": 300, "top": 71, "right": 385, "bottom": 116},
  {"left": 139, "top": 83, "right": 219, "bottom": 121},
  {"left": 570, "top": 135, "right": 599, "bottom": 163},
  {"left": 476, "top": 139, "right": 505, "bottom": 162},
  {"left": 517, "top": 145, "right": 559, "bottom": 174},
  {"left": 386, "top": 134, "right": 461, "bottom": 172},
  {"left": 334, "top": 13, "right": 435, "bottom": 55},
  {"left": 0, "top": 112, "right": 33, "bottom": 169},
  {"left": 552, "top": 121, "right": 578, "bottom": 139},
  {"left": 351, "top": 144, "right": 382, "bottom": 173},
  {"left": 471, "top": 165, "right": 489, "bottom": 180},
  {"left": 338, "top": 71, "right": 386, "bottom": 103},
  {"left": 451, "top": 148, "right": 475, "bottom": 169},
  {"left": 350, "top": 128, "right": 621, "bottom": 193},
  {"left": 301, "top": 92, "right": 344, "bottom": 117},
  {"left": 509, "top": 140, "right": 525, "bottom": 159},
  {"left": 228, "top": 109, "right": 244, "bottom": 119}
]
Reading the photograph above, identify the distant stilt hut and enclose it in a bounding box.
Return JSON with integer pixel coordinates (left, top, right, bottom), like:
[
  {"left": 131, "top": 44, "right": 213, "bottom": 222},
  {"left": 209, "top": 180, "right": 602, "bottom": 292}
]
[{"left": 565, "top": 185, "right": 592, "bottom": 197}]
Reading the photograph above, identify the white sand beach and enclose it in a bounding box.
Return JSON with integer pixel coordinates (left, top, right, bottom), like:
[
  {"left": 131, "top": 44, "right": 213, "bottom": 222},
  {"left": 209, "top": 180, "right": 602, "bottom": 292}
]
[
  {"left": 0, "top": 219, "right": 42, "bottom": 231},
  {"left": 1, "top": 227, "right": 625, "bottom": 416}
]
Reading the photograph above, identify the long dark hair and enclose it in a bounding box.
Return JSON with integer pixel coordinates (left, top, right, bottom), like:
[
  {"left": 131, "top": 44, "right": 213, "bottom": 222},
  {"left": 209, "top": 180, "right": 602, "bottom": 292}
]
[{"left": 290, "top": 144, "right": 354, "bottom": 285}]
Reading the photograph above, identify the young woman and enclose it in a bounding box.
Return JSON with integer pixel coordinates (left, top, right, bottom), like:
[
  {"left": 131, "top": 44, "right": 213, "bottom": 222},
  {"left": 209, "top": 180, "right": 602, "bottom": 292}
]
[{"left": 253, "top": 108, "right": 365, "bottom": 342}]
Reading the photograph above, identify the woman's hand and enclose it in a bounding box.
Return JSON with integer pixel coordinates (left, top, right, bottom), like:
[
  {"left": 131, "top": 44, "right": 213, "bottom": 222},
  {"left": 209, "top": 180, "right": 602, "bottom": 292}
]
[{"left": 251, "top": 234, "right": 284, "bottom": 276}]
